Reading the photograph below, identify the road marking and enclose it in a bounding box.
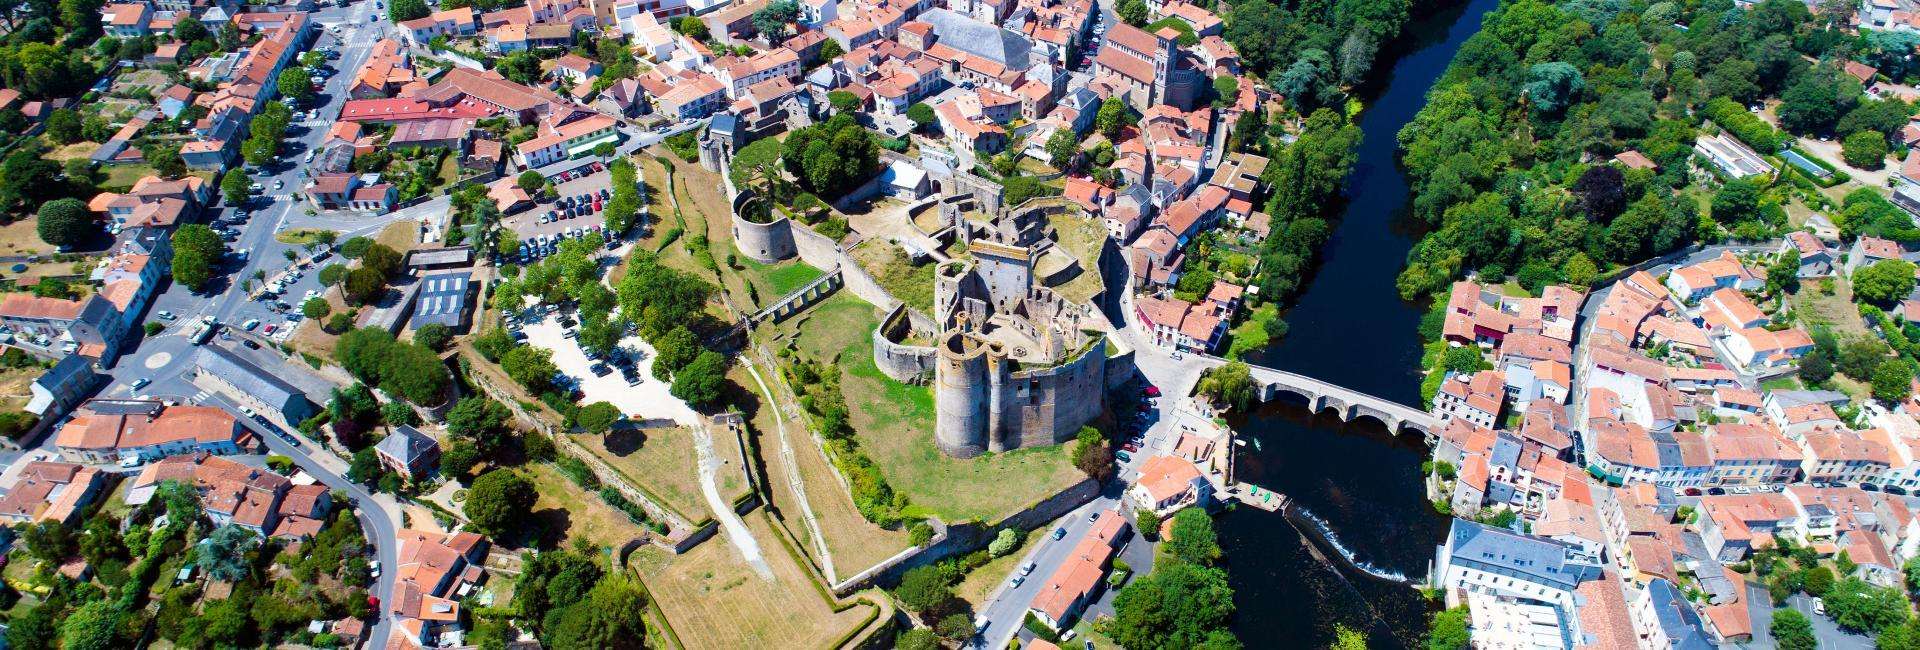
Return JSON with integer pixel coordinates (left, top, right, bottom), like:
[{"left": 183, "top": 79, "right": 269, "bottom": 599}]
[{"left": 142, "top": 351, "right": 172, "bottom": 370}]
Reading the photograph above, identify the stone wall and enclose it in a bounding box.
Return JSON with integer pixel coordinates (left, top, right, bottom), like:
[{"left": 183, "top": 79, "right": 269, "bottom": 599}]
[
  {"left": 872, "top": 304, "right": 937, "bottom": 383},
  {"left": 1005, "top": 336, "right": 1109, "bottom": 449}
]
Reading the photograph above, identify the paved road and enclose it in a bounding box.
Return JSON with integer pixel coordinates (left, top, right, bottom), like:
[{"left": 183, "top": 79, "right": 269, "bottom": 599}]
[
  {"left": 691, "top": 416, "right": 774, "bottom": 580},
  {"left": 969, "top": 492, "right": 1127, "bottom": 650}
]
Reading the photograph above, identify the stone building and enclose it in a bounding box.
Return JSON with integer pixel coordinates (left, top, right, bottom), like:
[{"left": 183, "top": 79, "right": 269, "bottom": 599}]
[{"left": 873, "top": 195, "right": 1127, "bottom": 457}]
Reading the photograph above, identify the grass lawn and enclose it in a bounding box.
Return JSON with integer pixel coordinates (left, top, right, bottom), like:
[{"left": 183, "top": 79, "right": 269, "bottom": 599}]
[
  {"left": 629, "top": 513, "right": 881, "bottom": 650},
  {"left": 848, "top": 240, "right": 934, "bottom": 313},
  {"left": 45, "top": 142, "right": 96, "bottom": 162},
  {"left": 375, "top": 220, "right": 419, "bottom": 253},
  {"left": 1761, "top": 375, "right": 1803, "bottom": 391},
  {"left": 1047, "top": 211, "right": 1107, "bottom": 304},
  {"left": 957, "top": 530, "right": 1038, "bottom": 605},
  {"left": 735, "top": 257, "right": 824, "bottom": 309},
  {"left": 1788, "top": 277, "right": 1871, "bottom": 340},
  {"left": 275, "top": 228, "right": 337, "bottom": 245},
  {"left": 0, "top": 219, "right": 54, "bottom": 257},
  {"left": 784, "top": 292, "right": 1083, "bottom": 523},
  {"left": 102, "top": 163, "right": 159, "bottom": 190},
  {"left": 571, "top": 426, "right": 708, "bottom": 524},
  {"left": 731, "top": 360, "right": 909, "bottom": 576},
  {"left": 525, "top": 461, "right": 651, "bottom": 551},
  {"left": 633, "top": 152, "right": 715, "bottom": 280}
]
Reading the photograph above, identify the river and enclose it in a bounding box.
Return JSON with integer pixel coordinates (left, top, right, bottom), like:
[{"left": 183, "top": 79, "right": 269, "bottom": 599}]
[{"left": 1219, "top": 0, "right": 1501, "bottom": 646}]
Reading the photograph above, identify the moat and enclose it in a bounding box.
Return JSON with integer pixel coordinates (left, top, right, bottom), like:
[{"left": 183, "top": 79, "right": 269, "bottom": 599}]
[{"left": 1219, "top": 0, "right": 1500, "bottom": 646}]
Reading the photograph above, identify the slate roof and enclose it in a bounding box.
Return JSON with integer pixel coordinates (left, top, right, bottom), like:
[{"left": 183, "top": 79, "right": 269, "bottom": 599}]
[
  {"left": 919, "top": 8, "right": 1033, "bottom": 69},
  {"left": 409, "top": 272, "right": 472, "bottom": 329},
  {"left": 1446, "top": 519, "right": 1582, "bottom": 591},
  {"left": 377, "top": 425, "right": 439, "bottom": 466},
  {"left": 195, "top": 346, "right": 311, "bottom": 414}
]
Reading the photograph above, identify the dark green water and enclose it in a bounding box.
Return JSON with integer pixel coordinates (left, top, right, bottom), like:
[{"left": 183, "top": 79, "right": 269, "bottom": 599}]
[{"left": 1221, "top": 0, "right": 1500, "bottom": 646}]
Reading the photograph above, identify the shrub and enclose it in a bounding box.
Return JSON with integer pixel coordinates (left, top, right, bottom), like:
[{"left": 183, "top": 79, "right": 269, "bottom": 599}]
[{"left": 1703, "top": 97, "right": 1785, "bottom": 153}]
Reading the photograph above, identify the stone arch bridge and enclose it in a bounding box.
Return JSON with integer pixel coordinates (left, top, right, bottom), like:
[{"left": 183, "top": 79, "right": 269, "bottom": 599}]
[{"left": 1195, "top": 354, "right": 1439, "bottom": 443}]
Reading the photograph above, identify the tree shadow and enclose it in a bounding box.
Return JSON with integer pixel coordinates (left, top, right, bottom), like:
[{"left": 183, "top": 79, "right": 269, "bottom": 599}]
[{"left": 603, "top": 428, "right": 649, "bottom": 456}]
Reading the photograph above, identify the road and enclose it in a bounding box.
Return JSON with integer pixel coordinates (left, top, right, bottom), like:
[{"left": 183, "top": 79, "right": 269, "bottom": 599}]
[
  {"left": 71, "top": 1, "right": 409, "bottom": 645},
  {"left": 969, "top": 492, "right": 1130, "bottom": 650}
]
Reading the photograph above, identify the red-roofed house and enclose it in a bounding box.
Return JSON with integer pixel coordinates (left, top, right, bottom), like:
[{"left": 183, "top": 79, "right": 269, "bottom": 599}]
[{"left": 1027, "top": 509, "right": 1131, "bottom": 630}]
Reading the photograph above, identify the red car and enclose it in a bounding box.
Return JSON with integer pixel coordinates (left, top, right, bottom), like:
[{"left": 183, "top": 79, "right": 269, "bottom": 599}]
[
  {"left": 263, "top": 324, "right": 277, "bottom": 334},
  {"left": 1143, "top": 385, "right": 1161, "bottom": 397},
  {"left": 367, "top": 595, "right": 380, "bottom": 609}
]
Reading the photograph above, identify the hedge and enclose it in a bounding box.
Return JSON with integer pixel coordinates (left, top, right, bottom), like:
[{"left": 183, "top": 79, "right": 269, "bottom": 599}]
[{"left": 1703, "top": 97, "right": 1785, "bottom": 153}]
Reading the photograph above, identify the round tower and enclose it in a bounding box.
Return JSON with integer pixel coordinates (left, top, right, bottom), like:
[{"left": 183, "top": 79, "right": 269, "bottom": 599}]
[{"left": 933, "top": 332, "right": 991, "bottom": 457}]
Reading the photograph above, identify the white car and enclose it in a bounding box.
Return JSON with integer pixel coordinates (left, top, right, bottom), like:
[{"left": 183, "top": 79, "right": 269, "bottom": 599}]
[{"left": 273, "top": 179, "right": 285, "bottom": 190}]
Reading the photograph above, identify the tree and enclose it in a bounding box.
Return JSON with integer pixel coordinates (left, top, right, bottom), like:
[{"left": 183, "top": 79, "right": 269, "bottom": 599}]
[
  {"left": 827, "top": 89, "right": 860, "bottom": 113},
  {"left": 896, "top": 629, "right": 938, "bottom": 650},
  {"left": 1874, "top": 359, "right": 1914, "bottom": 403},
  {"left": 1117, "top": 0, "right": 1146, "bottom": 25},
  {"left": 1711, "top": 177, "right": 1762, "bottom": 223},
  {"left": 1044, "top": 129, "right": 1078, "bottom": 170},
  {"left": 669, "top": 350, "right": 729, "bottom": 409},
  {"left": 988, "top": 528, "right": 1021, "bottom": 556},
  {"left": 170, "top": 224, "right": 225, "bottom": 292},
  {"left": 518, "top": 169, "right": 545, "bottom": 193},
  {"left": 547, "top": 577, "right": 649, "bottom": 650},
  {"left": 906, "top": 103, "right": 935, "bottom": 131},
  {"left": 1846, "top": 129, "right": 1890, "bottom": 169},
  {"left": 503, "top": 345, "right": 559, "bottom": 393},
  {"left": 1855, "top": 259, "right": 1918, "bottom": 305},
  {"left": 751, "top": 0, "right": 797, "bottom": 43},
  {"left": 1332, "top": 625, "right": 1368, "bottom": 650},
  {"left": 1828, "top": 577, "right": 1912, "bottom": 633},
  {"left": 1779, "top": 70, "right": 1847, "bottom": 135},
  {"left": 446, "top": 396, "right": 512, "bottom": 450},
  {"left": 1767, "top": 251, "right": 1800, "bottom": 296},
  {"left": 302, "top": 297, "right": 331, "bottom": 320},
  {"left": 1522, "top": 62, "right": 1584, "bottom": 114},
  {"left": 1211, "top": 75, "right": 1239, "bottom": 109},
  {"left": 201, "top": 524, "right": 258, "bottom": 582},
  {"left": 35, "top": 198, "right": 92, "bottom": 248},
  {"left": 576, "top": 402, "right": 620, "bottom": 434},
  {"left": 673, "top": 15, "right": 708, "bottom": 40},
  {"left": 278, "top": 67, "right": 313, "bottom": 102},
  {"left": 1571, "top": 165, "right": 1626, "bottom": 222},
  {"left": 440, "top": 440, "right": 481, "bottom": 480},
  {"left": 362, "top": 243, "right": 403, "bottom": 279},
  {"left": 414, "top": 322, "right": 452, "bottom": 351},
  {"left": 1108, "top": 562, "right": 1238, "bottom": 649},
  {"left": 221, "top": 168, "right": 250, "bottom": 206},
  {"left": 1136, "top": 508, "right": 1162, "bottom": 540},
  {"left": 344, "top": 266, "right": 387, "bottom": 305},
  {"left": 465, "top": 469, "right": 537, "bottom": 536},
  {"left": 60, "top": 600, "right": 123, "bottom": 650},
  {"left": 936, "top": 613, "right": 973, "bottom": 640},
  {"left": 1096, "top": 97, "right": 1130, "bottom": 139},
  {"left": 1804, "top": 346, "right": 1836, "bottom": 383},
  {"left": 339, "top": 236, "right": 373, "bottom": 259},
  {"left": 319, "top": 263, "right": 347, "bottom": 286},
  {"left": 1196, "top": 361, "right": 1254, "bottom": 410},
  {"left": 1427, "top": 606, "right": 1470, "bottom": 650},
  {"left": 1166, "top": 508, "right": 1221, "bottom": 565},
  {"left": 42, "top": 107, "right": 79, "bottom": 143},
  {"left": 893, "top": 565, "right": 952, "bottom": 613},
  {"left": 389, "top": 0, "right": 429, "bottom": 21},
  {"left": 1073, "top": 425, "right": 1114, "bottom": 482}
]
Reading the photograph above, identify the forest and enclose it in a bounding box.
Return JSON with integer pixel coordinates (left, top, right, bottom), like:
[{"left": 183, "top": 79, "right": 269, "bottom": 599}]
[{"left": 1394, "top": 0, "right": 1908, "bottom": 299}]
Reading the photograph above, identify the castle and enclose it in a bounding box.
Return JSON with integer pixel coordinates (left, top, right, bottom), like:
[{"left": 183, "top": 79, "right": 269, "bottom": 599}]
[{"left": 874, "top": 193, "right": 1130, "bottom": 458}]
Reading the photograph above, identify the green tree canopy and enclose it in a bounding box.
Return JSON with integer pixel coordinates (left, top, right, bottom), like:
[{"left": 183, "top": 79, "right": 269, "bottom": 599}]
[
  {"left": 465, "top": 469, "right": 537, "bottom": 536},
  {"left": 35, "top": 197, "right": 93, "bottom": 248}
]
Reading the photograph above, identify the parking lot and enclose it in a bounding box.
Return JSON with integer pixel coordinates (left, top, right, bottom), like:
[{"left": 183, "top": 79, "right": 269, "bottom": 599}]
[
  {"left": 500, "top": 171, "right": 618, "bottom": 262},
  {"left": 516, "top": 309, "right": 701, "bottom": 428}
]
